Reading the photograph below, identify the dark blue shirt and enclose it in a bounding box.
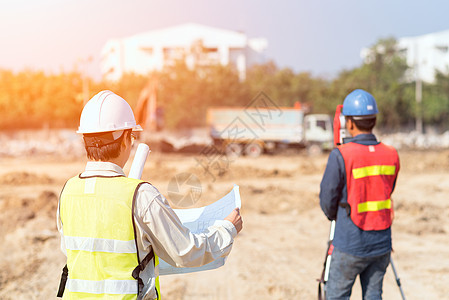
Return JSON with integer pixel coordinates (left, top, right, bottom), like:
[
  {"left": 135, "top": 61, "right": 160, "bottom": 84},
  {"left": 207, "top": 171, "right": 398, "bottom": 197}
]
[{"left": 320, "top": 133, "right": 394, "bottom": 257}]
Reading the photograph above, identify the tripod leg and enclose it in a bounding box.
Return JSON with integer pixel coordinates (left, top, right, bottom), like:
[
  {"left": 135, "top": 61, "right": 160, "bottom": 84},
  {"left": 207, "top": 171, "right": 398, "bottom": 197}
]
[{"left": 390, "top": 255, "right": 406, "bottom": 300}]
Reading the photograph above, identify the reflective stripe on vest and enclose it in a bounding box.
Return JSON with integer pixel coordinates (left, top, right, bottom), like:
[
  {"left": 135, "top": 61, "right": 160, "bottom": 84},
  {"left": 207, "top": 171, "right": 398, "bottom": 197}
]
[
  {"left": 60, "top": 176, "right": 161, "bottom": 299},
  {"left": 66, "top": 278, "right": 137, "bottom": 294},
  {"left": 358, "top": 199, "right": 391, "bottom": 213},
  {"left": 339, "top": 142, "right": 400, "bottom": 231},
  {"left": 64, "top": 236, "right": 137, "bottom": 253},
  {"left": 352, "top": 165, "right": 396, "bottom": 179}
]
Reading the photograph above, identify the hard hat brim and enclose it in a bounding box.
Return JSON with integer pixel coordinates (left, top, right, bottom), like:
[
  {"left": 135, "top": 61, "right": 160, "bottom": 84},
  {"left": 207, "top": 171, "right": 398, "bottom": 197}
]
[{"left": 77, "top": 124, "right": 143, "bottom": 134}]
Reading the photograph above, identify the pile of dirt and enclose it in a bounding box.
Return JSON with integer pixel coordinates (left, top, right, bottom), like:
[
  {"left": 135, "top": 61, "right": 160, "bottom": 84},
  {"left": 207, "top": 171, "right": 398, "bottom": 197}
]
[
  {"left": 395, "top": 201, "right": 448, "bottom": 235},
  {"left": 398, "top": 149, "right": 449, "bottom": 172},
  {"left": 0, "top": 129, "right": 85, "bottom": 158},
  {"left": 381, "top": 131, "right": 449, "bottom": 150},
  {"left": 184, "top": 157, "right": 326, "bottom": 183},
  {"left": 141, "top": 165, "right": 179, "bottom": 182},
  {"left": 0, "top": 172, "right": 54, "bottom": 185},
  {"left": 210, "top": 165, "right": 294, "bottom": 181},
  {"left": 0, "top": 190, "right": 58, "bottom": 237},
  {"left": 136, "top": 152, "right": 327, "bottom": 187},
  {"left": 242, "top": 184, "right": 319, "bottom": 214},
  {"left": 0, "top": 150, "right": 448, "bottom": 299}
]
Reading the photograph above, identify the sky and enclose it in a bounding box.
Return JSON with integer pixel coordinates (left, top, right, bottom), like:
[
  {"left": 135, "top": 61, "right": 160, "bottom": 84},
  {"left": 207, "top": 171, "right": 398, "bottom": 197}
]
[{"left": 2, "top": 0, "right": 449, "bottom": 80}]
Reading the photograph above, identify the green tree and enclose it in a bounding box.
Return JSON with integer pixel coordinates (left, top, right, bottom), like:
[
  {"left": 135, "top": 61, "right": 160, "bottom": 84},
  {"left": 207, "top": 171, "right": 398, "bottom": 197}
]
[
  {"left": 0, "top": 70, "right": 84, "bottom": 129},
  {"left": 423, "top": 71, "right": 449, "bottom": 130},
  {"left": 245, "top": 61, "right": 330, "bottom": 111},
  {"left": 328, "top": 37, "right": 413, "bottom": 130},
  {"left": 155, "top": 61, "right": 249, "bottom": 129},
  {"left": 6, "top": 36, "right": 449, "bottom": 132}
]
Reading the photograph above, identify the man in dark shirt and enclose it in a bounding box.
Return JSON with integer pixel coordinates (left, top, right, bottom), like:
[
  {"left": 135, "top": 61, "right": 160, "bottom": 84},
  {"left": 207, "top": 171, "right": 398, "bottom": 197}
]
[{"left": 320, "top": 89, "right": 400, "bottom": 300}]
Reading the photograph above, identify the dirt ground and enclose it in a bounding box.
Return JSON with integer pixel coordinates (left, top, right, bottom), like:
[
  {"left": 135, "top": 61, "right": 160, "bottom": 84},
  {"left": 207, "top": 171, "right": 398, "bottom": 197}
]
[{"left": 0, "top": 147, "right": 448, "bottom": 299}]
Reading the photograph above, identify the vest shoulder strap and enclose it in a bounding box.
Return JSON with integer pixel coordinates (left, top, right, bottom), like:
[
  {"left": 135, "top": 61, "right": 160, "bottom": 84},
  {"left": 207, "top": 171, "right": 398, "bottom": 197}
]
[
  {"left": 131, "top": 181, "right": 155, "bottom": 295},
  {"left": 56, "top": 264, "right": 68, "bottom": 298}
]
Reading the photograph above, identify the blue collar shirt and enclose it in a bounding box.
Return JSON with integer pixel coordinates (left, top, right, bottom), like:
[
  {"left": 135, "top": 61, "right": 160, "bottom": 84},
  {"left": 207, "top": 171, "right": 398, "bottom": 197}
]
[{"left": 319, "top": 133, "right": 393, "bottom": 257}]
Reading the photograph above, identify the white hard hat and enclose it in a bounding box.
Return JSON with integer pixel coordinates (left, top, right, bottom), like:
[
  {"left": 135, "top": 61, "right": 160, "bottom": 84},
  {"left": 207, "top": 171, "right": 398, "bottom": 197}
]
[{"left": 77, "top": 90, "right": 142, "bottom": 134}]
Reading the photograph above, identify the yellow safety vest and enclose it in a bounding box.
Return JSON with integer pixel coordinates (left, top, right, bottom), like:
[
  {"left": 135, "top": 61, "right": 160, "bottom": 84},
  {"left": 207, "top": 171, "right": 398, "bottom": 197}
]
[{"left": 60, "top": 175, "right": 161, "bottom": 299}]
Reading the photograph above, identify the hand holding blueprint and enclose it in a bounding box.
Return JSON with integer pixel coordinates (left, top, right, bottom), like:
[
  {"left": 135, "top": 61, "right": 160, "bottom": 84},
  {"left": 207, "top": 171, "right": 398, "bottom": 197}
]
[{"left": 159, "top": 185, "right": 241, "bottom": 275}]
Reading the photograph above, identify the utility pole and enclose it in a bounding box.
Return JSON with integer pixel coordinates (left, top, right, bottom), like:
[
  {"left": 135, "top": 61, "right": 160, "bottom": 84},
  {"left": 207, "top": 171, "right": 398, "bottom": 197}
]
[
  {"left": 414, "top": 43, "right": 423, "bottom": 133},
  {"left": 77, "top": 56, "right": 93, "bottom": 105},
  {"left": 415, "top": 73, "right": 423, "bottom": 133}
]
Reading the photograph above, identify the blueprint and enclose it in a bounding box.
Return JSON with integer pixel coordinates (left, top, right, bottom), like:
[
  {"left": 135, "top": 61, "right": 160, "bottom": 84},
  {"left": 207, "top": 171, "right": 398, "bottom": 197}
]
[{"left": 159, "top": 185, "right": 241, "bottom": 276}]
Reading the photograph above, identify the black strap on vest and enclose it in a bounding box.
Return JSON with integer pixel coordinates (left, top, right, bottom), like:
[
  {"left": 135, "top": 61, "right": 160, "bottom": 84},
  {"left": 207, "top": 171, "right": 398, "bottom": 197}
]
[
  {"left": 56, "top": 264, "right": 68, "bottom": 298},
  {"left": 132, "top": 248, "right": 155, "bottom": 279},
  {"left": 55, "top": 238, "right": 153, "bottom": 296},
  {"left": 131, "top": 182, "right": 157, "bottom": 296},
  {"left": 339, "top": 202, "right": 351, "bottom": 216},
  {"left": 131, "top": 248, "right": 155, "bottom": 294},
  {"left": 56, "top": 180, "right": 69, "bottom": 298}
]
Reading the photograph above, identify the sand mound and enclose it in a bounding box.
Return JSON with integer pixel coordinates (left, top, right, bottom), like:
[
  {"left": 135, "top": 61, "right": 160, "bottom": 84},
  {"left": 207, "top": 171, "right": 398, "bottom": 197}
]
[
  {"left": 0, "top": 172, "right": 54, "bottom": 185},
  {"left": 0, "top": 190, "right": 58, "bottom": 237},
  {"left": 1, "top": 150, "right": 449, "bottom": 299},
  {"left": 241, "top": 184, "right": 319, "bottom": 214},
  {"left": 395, "top": 202, "right": 447, "bottom": 235}
]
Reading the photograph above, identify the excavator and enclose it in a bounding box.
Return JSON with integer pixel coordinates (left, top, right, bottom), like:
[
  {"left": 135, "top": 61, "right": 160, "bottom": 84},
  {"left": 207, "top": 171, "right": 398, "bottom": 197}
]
[{"left": 134, "top": 77, "right": 210, "bottom": 152}]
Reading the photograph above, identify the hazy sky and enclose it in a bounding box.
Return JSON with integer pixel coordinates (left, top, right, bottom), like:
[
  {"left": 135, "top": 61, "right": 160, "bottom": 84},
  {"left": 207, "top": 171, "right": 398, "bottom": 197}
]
[{"left": 2, "top": 0, "right": 449, "bottom": 80}]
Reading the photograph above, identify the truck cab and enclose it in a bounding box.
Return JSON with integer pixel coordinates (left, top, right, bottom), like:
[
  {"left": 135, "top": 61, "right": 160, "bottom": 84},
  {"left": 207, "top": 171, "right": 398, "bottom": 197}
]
[
  {"left": 304, "top": 114, "right": 333, "bottom": 154},
  {"left": 207, "top": 107, "right": 333, "bottom": 157}
]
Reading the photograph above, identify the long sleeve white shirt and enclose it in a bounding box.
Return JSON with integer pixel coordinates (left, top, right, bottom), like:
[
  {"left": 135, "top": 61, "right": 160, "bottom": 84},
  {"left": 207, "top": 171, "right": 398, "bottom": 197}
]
[{"left": 57, "top": 161, "right": 237, "bottom": 300}]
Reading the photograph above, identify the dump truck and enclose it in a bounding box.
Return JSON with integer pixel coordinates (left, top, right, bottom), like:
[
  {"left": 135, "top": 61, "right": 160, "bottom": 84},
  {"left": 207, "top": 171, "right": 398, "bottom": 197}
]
[{"left": 207, "top": 106, "right": 333, "bottom": 157}]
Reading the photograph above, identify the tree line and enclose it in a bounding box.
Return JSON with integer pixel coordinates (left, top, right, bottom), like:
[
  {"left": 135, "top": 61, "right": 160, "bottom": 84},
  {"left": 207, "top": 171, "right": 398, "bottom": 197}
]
[{"left": 1, "top": 38, "right": 449, "bottom": 132}]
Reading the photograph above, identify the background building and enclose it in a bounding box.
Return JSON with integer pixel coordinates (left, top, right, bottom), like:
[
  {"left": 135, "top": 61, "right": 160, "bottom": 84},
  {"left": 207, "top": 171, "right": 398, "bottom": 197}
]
[
  {"left": 397, "top": 29, "right": 449, "bottom": 83},
  {"left": 100, "top": 23, "right": 268, "bottom": 81},
  {"left": 361, "top": 29, "right": 449, "bottom": 83}
]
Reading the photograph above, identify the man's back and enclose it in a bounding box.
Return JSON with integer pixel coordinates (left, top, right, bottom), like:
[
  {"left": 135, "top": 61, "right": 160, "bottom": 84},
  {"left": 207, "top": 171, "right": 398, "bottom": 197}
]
[
  {"left": 60, "top": 175, "right": 145, "bottom": 298},
  {"left": 320, "top": 134, "right": 399, "bottom": 257}
]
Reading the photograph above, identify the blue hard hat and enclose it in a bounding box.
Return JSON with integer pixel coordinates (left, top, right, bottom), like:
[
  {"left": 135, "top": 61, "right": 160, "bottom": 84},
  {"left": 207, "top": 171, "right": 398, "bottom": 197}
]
[{"left": 342, "top": 89, "right": 378, "bottom": 116}]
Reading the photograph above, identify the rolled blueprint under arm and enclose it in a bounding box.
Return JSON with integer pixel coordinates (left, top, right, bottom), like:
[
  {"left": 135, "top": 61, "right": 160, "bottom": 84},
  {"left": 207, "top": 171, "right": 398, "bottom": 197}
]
[{"left": 129, "top": 143, "right": 150, "bottom": 179}]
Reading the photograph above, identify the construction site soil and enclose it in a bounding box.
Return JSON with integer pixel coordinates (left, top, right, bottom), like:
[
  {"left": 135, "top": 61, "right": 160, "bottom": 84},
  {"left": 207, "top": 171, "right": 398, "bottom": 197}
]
[{"left": 0, "top": 149, "right": 448, "bottom": 299}]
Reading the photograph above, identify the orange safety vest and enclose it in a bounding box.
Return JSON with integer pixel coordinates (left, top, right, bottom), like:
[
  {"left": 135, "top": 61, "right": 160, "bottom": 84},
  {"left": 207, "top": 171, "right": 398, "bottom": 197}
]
[{"left": 339, "top": 142, "right": 400, "bottom": 231}]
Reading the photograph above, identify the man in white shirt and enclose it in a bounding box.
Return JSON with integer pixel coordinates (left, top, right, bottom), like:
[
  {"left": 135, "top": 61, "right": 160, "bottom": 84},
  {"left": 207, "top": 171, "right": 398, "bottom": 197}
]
[{"left": 57, "top": 90, "right": 242, "bottom": 300}]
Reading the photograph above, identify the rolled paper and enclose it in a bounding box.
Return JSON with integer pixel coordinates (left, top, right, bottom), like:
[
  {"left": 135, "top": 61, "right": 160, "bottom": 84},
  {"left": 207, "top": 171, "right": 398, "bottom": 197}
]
[{"left": 128, "top": 143, "right": 150, "bottom": 179}]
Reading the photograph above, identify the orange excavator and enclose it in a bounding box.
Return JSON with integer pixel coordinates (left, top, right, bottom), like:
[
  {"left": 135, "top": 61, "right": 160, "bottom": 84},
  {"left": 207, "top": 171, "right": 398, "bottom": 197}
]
[{"left": 135, "top": 77, "right": 159, "bottom": 133}]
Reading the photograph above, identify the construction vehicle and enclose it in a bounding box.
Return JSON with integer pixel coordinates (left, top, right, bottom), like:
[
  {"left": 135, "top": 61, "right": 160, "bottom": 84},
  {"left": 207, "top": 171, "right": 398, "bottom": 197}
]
[
  {"left": 134, "top": 80, "right": 332, "bottom": 156},
  {"left": 207, "top": 105, "right": 333, "bottom": 157}
]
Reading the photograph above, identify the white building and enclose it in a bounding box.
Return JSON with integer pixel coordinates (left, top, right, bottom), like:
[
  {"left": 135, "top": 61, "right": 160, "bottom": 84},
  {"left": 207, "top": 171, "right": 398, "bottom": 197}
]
[
  {"left": 361, "top": 29, "right": 449, "bottom": 83},
  {"left": 100, "top": 23, "right": 268, "bottom": 81}
]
